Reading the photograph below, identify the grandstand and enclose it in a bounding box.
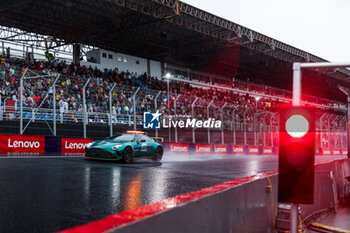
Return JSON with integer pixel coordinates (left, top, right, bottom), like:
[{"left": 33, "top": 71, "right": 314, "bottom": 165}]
[{"left": 0, "top": 0, "right": 348, "bottom": 152}]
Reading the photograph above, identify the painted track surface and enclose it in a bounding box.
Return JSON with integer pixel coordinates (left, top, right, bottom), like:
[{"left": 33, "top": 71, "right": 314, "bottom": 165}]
[{"left": 0, "top": 154, "right": 344, "bottom": 233}]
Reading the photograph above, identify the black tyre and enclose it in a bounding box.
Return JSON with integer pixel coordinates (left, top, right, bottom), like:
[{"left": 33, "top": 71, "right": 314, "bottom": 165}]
[
  {"left": 152, "top": 147, "right": 163, "bottom": 161},
  {"left": 122, "top": 147, "right": 133, "bottom": 163}
]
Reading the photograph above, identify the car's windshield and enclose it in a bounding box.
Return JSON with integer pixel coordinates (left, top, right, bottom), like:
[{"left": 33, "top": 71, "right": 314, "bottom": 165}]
[{"left": 108, "top": 134, "right": 136, "bottom": 142}]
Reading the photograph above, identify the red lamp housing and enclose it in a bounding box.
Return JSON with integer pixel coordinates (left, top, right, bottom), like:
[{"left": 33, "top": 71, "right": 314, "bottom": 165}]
[{"left": 278, "top": 107, "right": 315, "bottom": 204}]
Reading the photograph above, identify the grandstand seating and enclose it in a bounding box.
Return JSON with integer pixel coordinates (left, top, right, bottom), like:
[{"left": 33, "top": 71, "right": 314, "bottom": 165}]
[{"left": 0, "top": 57, "right": 345, "bottom": 128}]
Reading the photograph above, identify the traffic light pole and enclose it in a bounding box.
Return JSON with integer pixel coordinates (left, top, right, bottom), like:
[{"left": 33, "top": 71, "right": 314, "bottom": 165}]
[
  {"left": 294, "top": 62, "right": 350, "bottom": 158},
  {"left": 292, "top": 62, "right": 350, "bottom": 233}
]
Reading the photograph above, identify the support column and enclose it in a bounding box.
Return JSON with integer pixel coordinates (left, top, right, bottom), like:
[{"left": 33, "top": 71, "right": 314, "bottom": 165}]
[
  {"left": 73, "top": 43, "right": 81, "bottom": 65},
  {"left": 290, "top": 205, "right": 298, "bottom": 233},
  {"left": 147, "top": 59, "right": 151, "bottom": 76},
  {"left": 293, "top": 63, "right": 301, "bottom": 106}
]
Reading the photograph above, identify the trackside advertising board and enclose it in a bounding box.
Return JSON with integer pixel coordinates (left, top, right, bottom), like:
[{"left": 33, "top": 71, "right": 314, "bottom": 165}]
[
  {"left": 342, "top": 149, "right": 348, "bottom": 156},
  {"left": 248, "top": 146, "right": 259, "bottom": 155},
  {"left": 61, "top": 138, "right": 93, "bottom": 154},
  {"left": 214, "top": 144, "right": 228, "bottom": 155},
  {"left": 0, "top": 134, "right": 45, "bottom": 154},
  {"left": 262, "top": 147, "right": 273, "bottom": 155},
  {"left": 232, "top": 145, "right": 244, "bottom": 154},
  {"left": 320, "top": 148, "right": 331, "bottom": 156},
  {"left": 194, "top": 144, "right": 213, "bottom": 155},
  {"left": 333, "top": 149, "right": 341, "bottom": 156},
  {"left": 169, "top": 143, "right": 189, "bottom": 154}
]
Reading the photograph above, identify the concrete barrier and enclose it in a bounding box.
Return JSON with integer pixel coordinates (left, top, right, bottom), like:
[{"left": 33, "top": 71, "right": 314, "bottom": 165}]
[
  {"left": 60, "top": 159, "right": 350, "bottom": 233},
  {"left": 300, "top": 159, "right": 350, "bottom": 219}
]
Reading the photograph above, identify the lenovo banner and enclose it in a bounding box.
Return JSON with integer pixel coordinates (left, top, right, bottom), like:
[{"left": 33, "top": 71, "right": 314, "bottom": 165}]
[
  {"left": 214, "top": 144, "right": 228, "bottom": 155},
  {"left": 333, "top": 149, "right": 341, "bottom": 156},
  {"left": 232, "top": 145, "right": 244, "bottom": 154},
  {"left": 61, "top": 138, "right": 93, "bottom": 154},
  {"left": 194, "top": 144, "right": 212, "bottom": 155},
  {"left": 262, "top": 147, "right": 273, "bottom": 155},
  {"left": 342, "top": 149, "right": 348, "bottom": 156},
  {"left": 169, "top": 143, "right": 189, "bottom": 154},
  {"left": 320, "top": 148, "right": 331, "bottom": 156},
  {"left": 0, "top": 134, "right": 45, "bottom": 154},
  {"left": 248, "top": 146, "right": 259, "bottom": 155}
]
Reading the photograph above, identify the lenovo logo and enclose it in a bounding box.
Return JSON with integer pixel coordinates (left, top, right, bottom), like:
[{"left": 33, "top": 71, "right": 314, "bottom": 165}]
[
  {"left": 8, "top": 139, "right": 40, "bottom": 148},
  {"left": 233, "top": 147, "right": 244, "bottom": 153},
  {"left": 195, "top": 147, "right": 211, "bottom": 153},
  {"left": 65, "top": 141, "right": 87, "bottom": 150},
  {"left": 215, "top": 147, "right": 227, "bottom": 153},
  {"left": 171, "top": 146, "right": 188, "bottom": 152}
]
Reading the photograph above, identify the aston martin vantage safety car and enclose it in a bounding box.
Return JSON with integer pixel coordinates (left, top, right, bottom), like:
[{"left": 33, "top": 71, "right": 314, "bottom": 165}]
[{"left": 85, "top": 131, "right": 163, "bottom": 163}]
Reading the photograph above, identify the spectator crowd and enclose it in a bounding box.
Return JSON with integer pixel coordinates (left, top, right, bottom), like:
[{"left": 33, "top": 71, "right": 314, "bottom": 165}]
[{"left": 0, "top": 56, "right": 302, "bottom": 126}]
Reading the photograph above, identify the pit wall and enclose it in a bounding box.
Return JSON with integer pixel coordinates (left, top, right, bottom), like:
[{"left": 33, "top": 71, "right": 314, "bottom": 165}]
[
  {"left": 0, "top": 133, "right": 347, "bottom": 156},
  {"left": 60, "top": 159, "right": 350, "bottom": 233}
]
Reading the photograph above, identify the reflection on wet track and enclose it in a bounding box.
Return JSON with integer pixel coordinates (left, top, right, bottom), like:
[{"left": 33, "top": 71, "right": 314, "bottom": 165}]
[{"left": 0, "top": 154, "right": 344, "bottom": 233}]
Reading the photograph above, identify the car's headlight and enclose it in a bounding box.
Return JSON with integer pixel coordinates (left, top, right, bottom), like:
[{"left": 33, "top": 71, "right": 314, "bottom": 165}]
[
  {"left": 86, "top": 142, "right": 93, "bottom": 148},
  {"left": 112, "top": 145, "right": 122, "bottom": 150}
]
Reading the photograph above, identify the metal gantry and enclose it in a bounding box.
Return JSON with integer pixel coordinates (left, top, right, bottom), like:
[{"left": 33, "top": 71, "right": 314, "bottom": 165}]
[{"left": 20, "top": 68, "right": 59, "bottom": 135}]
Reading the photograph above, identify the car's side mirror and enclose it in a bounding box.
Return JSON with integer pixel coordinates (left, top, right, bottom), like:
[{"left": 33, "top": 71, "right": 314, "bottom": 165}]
[{"left": 140, "top": 139, "right": 146, "bottom": 142}]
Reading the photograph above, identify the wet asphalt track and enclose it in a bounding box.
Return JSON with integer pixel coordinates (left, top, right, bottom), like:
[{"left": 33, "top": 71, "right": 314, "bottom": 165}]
[{"left": 0, "top": 154, "right": 345, "bottom": 233}]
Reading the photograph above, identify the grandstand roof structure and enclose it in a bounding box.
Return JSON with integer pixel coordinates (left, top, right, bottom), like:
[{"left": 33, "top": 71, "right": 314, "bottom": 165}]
[{"left": 1, "top": 0, "right": 350, "bottom": 100}]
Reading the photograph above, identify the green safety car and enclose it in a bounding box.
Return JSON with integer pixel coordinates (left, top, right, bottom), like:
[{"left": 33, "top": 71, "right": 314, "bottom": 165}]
[{"left": 85, "top": 131, "right": 163, "bottom": 163}]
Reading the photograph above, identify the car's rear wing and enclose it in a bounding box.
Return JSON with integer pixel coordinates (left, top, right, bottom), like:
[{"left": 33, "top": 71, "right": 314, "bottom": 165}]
[{"left": 151, "top": 137, "right": 164, "bottom": 143}]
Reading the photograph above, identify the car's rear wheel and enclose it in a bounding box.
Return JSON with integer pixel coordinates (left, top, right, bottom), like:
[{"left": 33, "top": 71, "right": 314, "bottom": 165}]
[
  {"left": 122, "top": 147, "right": 133, "bottom": 163},
  {"left": 152, "top": 147, "right": 163, "bottom": 161}
]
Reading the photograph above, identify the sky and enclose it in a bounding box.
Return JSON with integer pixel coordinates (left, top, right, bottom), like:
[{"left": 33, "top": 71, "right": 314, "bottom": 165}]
[{"left": 181, "top": 0, "right": 350, "bottom": 63}]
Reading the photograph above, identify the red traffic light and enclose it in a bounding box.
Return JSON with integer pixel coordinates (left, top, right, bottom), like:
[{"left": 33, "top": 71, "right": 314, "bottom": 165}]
[
  {"left": 278, "top": 107, "right": 315, "bottom": 204},
  {"left": 285, "top": 114, "right": 309, "bottom": 138}
]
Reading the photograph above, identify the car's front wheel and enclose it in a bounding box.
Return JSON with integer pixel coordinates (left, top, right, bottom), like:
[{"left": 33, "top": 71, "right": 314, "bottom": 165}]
[
  {"left": 122, "top": 147, "right": 133, "bottom": 163},
  {"left": 152, "top": 147, "right": 163, "bottom": 161}
]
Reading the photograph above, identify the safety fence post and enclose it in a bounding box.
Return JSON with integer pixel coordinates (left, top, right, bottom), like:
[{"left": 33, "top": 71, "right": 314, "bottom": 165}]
[
  {"left": 220, "top": 102, "right": 227, "bottom": 144},
  {"left": 232, "top": 106, "right": 238, "bottom": 145},
  {"left": 20, "top": 68, "right": 28, "bottom": 134},
  {"left": 191, "top": 97, "right": 198, "bottom": 143},
  {"left": 243, "top": 108, "right": 249, "bottom": 146},
  {"left": 174, "top": 94, "right": 181, "bottom": 143},
  {"left": 320, "top": 113, "right": 327, "bottom": 149},
  {"left": 133, "top": 87, "right": 140, "bottom": 130},
  {"left": 53, "top": 74, "right": 60, "bottom": 136},
  {"left": 270, "top": 112, "right": 278, "bottom": 148},
  {"left": 207, "top": 100, "right": 214, "bottom": 144},
  {"left": 109, "top": 83, "right": 117, "bottom": 137},
  {"left": 83, "top": 78, "right": 91, "bottom": 138},
  {"left": 155, "top": 91, "right": 161, "bottom": 138}
]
